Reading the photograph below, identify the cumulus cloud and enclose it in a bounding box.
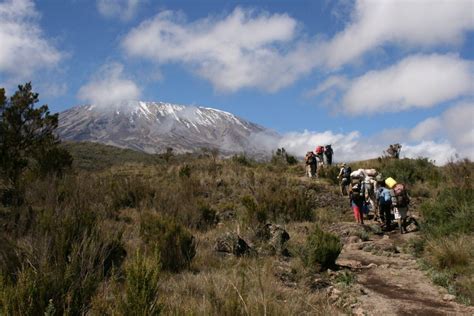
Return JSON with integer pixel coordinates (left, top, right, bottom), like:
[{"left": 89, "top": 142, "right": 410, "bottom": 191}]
[
  {"left": 409, "top": 117, "right": 442, "bottom": 142},
  {"left": 77, "top": 62, "right": 141, "bottom": 106},
  {"left": 120, "top": 1, "right": 474, "bottom": 93},
  {"left": 97, "top": 0, "right": 143, "bottom": 21},
  {"left": 122, "top": 8, "right": 320, "bottom": 92},
  {"left": 313, "top": 54, "right": 473, "bottom": 115},
  {"left": 0, "top": 0, "right": 63, "bottom": 81},
  {"left": 402, "top": 141, "right": 457, "bottom": 165},
  {"left": 262, "top": 127, "right": 461, "bottom": 166},
  {"left": 322, "top": 0, "right": 474, "bottom": 68},
  {"left": 306, "top": 75, "right": 348, "bottom": 97},
  {"left": 275, "top": 130, "right": 383, "bottom": 163}
]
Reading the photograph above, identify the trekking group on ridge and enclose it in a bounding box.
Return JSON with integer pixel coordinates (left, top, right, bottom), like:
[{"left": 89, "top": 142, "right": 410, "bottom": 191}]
[
  {"left": 304, "top": 145, "right": 333, "bottom": 178},
  {"left": 337, "top": 163, "right": 418, "bottom": 234},
  {"left": 304, "top": 145, "right": 416, "bottom": 234}
]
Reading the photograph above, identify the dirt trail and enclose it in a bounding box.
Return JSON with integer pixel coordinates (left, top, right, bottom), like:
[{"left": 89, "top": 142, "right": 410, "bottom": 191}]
[
  {"left": 337, "top": 223, "right": 473, "bottom": 315},
  {"left": 297, "top": 174, "right": 473, "bottom": 315}
]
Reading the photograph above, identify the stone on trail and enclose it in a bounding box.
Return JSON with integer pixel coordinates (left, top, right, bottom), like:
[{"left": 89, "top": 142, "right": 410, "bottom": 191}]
[
  {"left": 214, "top": 232, "right": 251, "bottom": 256},
  {"left": 443, "top": 294, "right": 456, "bottom": 301},
  {"left": 256, "top": 223, "right": 290, "bottom": 255}
]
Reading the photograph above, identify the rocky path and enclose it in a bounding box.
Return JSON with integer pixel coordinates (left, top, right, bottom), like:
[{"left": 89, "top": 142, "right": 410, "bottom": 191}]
[{"left": 336, "top": 226, "right": 474, "bottom": 315}]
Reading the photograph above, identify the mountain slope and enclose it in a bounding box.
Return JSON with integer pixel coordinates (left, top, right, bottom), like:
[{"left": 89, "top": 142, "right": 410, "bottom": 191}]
[{"left": 58, "top": 101, "right": 277, "bottom": 155}]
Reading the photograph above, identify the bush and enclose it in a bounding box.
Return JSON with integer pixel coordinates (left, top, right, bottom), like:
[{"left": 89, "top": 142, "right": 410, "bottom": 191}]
[
  {"left": 303, "top": 226, "right": 342, "bottom": 271},
  {"left": 420, "top": 188, "right": 474, "bottom": 237},
  {"left": 425, "top": 236, "right": 473, "bottom": 271},
  {"left": 378, "top": 158, "right": 441, "bottom": 185},
  {"left": 120, "top": 250, "right": 162, "bottom": 316},
  {"left": 0, "top": 207, "right": 125, "bottom": 315},
  {"left": 140, "top": 213, "right": 196, "bottom": 272}
]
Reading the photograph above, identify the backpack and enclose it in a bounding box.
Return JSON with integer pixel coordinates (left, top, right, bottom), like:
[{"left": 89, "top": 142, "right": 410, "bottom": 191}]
[
  {"left": 342, "top": 166, "right": 351, "bottom": 178},
  {"left": 325, "top": 145, "right": 333, "bottom": 155},
  {"left": 393, "top": 183, "right": 410, "bottom": 207},
  {"left": 350, "top": 183, "right": 364, "bottom": 203},
  {"left": 315, "top": 146, "right": 324, "bottom": 154},
  {"left": 378, "top": 187, "right": 391, "bottom": 206}
]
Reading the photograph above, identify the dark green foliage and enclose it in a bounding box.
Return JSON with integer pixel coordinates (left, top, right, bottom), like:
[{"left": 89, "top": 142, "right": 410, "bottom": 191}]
[
  {"left": 0, "top": 83, "right": 66, "bottom": 188},
  {"left": 271, "top": 148, "right": 298, "bottom": 165},
  {"left": 232, "top": 154, "right": 253, "bottom": 166},
  {"left": 196, "top": 203, "right": 218, "bottom": 230},
  {"left": 35, "top": 146, "right": 73, "bottom": 178},
  {"left": 242, "top": 195, "right": 268, "bottom": 225},
  {"left": 0, "top": 207, "right": 125, "bottom": 315},
  {"left": 242, "top": 178, "right": 315, "bottom": 224},
  {"left": 178, "top": 164, "right": 192, "bottom": 178},
  {"left": 420, "top": 187, "right": 474, "bottom": 238},
  {"left": 120, "top": 250, "right": 162, "bottom": 316},
  {"left": 303, "top": 226, "right": 342, "bottom": 271},
  {"left": 318, "top": 165, "right": 340, "bottom": 185},
  {"left": 61, "top": 141, "right": 164, "bottom": 171},
  {"left": 140, "top": 213, "right": 196, "bottom": 272},
  {"left": 378, "top": 158, "right": 442, "bottom": 185}
]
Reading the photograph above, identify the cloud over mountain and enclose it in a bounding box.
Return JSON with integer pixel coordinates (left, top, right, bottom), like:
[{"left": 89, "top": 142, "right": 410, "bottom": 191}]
[{"left": 77, "top": 62, "right": 141, "bottom": 107}]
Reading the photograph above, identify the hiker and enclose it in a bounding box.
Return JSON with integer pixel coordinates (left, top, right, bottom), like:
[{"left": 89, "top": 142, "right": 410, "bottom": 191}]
[
  {"left": 337, "top": 163, "right": 351, "bottom": 196},
  {"left": 363, "top": 169, "right": 378, "bottom": 219},
  {"left": 376, "top": 178, "right": 392, "bottom": 230},
  {"left": 391, "top": 182, "right": 411, "bottom": 234},
  {"left": 315, "top": 145, "right": 325, "bottom": 167},
  {"left": 324, "top": 145, "right": 333, "bottom": 165},
  {"left": 349, "top": 180, "right": 365, "bottom": 225},
  {"left": 304, "top": 151, "right": 317, "bottom": 178}
]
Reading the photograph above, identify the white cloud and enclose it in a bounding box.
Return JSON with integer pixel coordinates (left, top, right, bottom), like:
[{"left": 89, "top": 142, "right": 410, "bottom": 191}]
[
  {"left": 277, "top": 130, "right": 383, "bottom": 163},
  {"left": 272, "top": 129, "right": 461, "bottom": 166},
  {"left": 0, "top": 0, "right": 63, "bottom": 80},
  {"left": 402, "top": 141, "right": 457, "bottom": 165},
  {"left": 409, "top": 117, "right": 442, "bottom": 142},
  {"left": 322, "top": 0, "right": 474, "bottom": 68},
  {"left": 341, "top": 54, "right": 473, "bottom": 114},
  {"left": 97, "top": 0, "right": 142, "bottom": 21},
  {"left": 77, "top": 62, "right": 141, "bottom": 106},
  {"left": 122, "top": 8, "right": 319, "bottom": 92},
  {"left": 306, "top": 75, "right": 348, "bottom": 97}
]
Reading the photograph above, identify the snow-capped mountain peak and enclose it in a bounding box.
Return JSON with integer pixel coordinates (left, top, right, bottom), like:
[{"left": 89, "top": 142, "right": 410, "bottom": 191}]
[{"left": 57, "top": 100, "right": 276, "bottom": 155}]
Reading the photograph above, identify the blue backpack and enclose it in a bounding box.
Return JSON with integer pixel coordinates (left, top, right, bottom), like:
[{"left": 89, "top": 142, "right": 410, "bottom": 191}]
[{"left": 378, "top": 187, "right": 391, "bottom": 206}]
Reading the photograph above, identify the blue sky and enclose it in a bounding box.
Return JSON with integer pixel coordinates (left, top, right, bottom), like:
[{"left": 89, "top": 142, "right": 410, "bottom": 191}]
[{"left": 0, "top": 0, "right": 473, "bottom": 164}]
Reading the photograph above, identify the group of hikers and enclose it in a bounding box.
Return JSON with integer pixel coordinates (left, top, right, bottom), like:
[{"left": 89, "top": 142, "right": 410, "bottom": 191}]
[
  {"left": 337, "top": 163, "right": 418, "bottom": 234},
  {"left": 304, "top": 144, "right": 416, "bottom": 234},
  {"left": 304, "top": 145, "right": 333, "bottom": 178}
]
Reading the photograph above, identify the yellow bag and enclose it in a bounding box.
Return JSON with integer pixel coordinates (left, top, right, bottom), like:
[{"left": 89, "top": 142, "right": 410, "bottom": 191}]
[{"left": 385, "top": 177, "right": 397, "bottom": 189}]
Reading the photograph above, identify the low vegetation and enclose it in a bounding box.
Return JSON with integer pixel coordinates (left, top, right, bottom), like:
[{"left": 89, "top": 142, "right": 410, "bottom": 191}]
[{"left": 0, "top": 84, "right": 472, "bottom": 314}]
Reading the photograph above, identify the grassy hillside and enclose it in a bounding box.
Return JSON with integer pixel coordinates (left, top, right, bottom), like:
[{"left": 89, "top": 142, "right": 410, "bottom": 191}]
[
  {"left": 61, "top": 141, "right": 166, "bottom": 171},
  {"left": 1, "top": 141, "right": 472, "bottom": 314}
]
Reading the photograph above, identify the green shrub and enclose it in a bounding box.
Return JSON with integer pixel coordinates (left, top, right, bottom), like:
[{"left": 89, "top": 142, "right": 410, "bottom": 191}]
[
  {"left": 378, "top": 158, "right": 441, "bottom": 185},
  {"left": 120, "top": 250, "right": 162, "bottom": 316},
  {"left": 140, "top": 213, "right": 196, "bottom": 272},
  {"left": 303, "top": 226, "right": 342, "bottom": 271},
  {"left": 420, "top": 188, "right": 474, "bottom": 237},
  {"left": 178, "top": 164, "right": 191, "bottom": 178},
  {"left": 232, "top": 154, "right": 253, "bottom": 166},
  {"left": 425, "top": 236, "right": 473, "bottom": 271},
  {"left": 196, "top": 203, "right": 218, "bottom": 231},
  {"left": 318, "top": 165, "right": 340, "bottom": 185},
  {"left": 0, "top": 207, "right": 125, "bottom": 315},
  {"left": 335, "top": 271, "right": 356, "bottom": 286}
]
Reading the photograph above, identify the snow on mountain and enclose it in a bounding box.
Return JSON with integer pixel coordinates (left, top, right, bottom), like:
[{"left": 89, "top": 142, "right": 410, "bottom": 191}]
[{"left": 57, "top": 100, "right": 278, "bottom": 155}]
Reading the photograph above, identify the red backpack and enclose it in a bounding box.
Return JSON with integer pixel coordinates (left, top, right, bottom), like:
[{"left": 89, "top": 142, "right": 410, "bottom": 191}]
[{"left": 315, "top": 146, "right": 324, "bottom": 154}]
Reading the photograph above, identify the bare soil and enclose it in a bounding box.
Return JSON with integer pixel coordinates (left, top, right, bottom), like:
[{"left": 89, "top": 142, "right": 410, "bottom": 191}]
[{"left": 337, "top": 226, "right": 474, "bottom": 315}]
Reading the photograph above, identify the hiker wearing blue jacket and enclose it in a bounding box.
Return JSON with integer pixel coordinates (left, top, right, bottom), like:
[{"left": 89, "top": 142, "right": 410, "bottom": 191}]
[{"left": 376, "top": 180, "right": 392, "bottom": 230}]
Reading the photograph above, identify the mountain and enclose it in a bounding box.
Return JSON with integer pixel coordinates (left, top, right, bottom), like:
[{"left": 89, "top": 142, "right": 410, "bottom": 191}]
[{"left": 57, "top": 101, "right": 278, "bottom": 155}]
